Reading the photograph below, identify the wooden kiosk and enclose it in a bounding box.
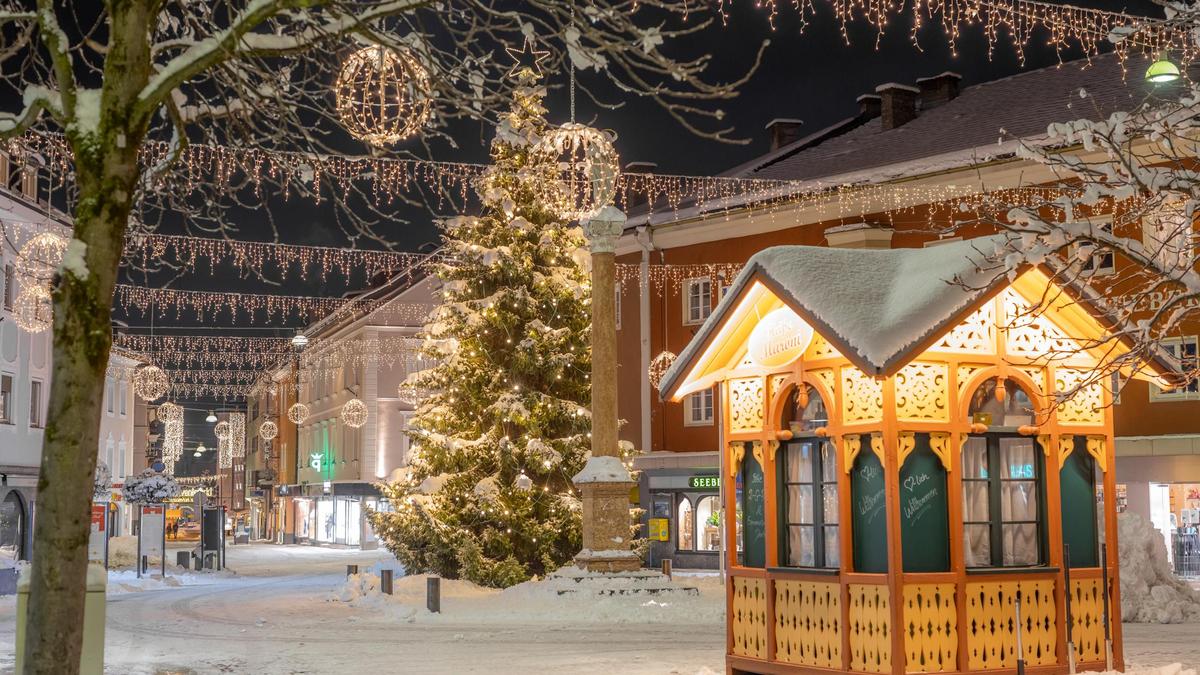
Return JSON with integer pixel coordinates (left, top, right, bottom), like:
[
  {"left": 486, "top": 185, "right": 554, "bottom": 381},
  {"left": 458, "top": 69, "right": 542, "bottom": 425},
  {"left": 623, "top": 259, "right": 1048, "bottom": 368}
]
[{"left": 658, "top": 239, "right": 1176, "bottom": 675}]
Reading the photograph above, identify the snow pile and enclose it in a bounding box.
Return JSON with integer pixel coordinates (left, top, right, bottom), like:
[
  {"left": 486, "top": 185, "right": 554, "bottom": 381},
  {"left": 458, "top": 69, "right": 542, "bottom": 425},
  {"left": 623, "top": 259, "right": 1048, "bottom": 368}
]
[
  {"left": 108, "top": 535, "right": 140, "bottom": 569},
  {"left": 1119, "top": 512, "right": 1200, "bottom": 623},
  {"left": 333, "top": 567, "right": 724, "bottom": 626},
  {"left": 106, "top": 568, "right": 235, "bottom": 595},
  {"left": 93, "top": 461, "right": 112, "bottom": 500},
  {"left": 1079, "top": 665, "right": 1195, "bottom": 675},
  {"left": 573, "top": 456, "right": 632, "bottom": 484}
]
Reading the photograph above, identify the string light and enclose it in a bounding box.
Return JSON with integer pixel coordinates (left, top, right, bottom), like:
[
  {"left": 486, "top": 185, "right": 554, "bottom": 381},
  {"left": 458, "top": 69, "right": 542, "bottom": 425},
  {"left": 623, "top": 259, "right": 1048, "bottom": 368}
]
[
  {"left": 335, "top": 45, "right": 433, "bottom": 146},
  {"left": 536, "top": 123, "right": 621, "bottom": 222},
  {"left": 341, "top": 398, "right": 368, "bottom": 428},
  {"left": 157, "top": 402, "right": 183, "bottom": 423},
  {"left": 288, "top": 402, "right": 310, "bottom": 425},
  {"left": 229, "top": 413, "right": 246, "bottom": 458},
  {"left": 12, "top": 286, "right": 52, "bottom": 333},
  {"left": 647, "top": 351, "right": 678, "bottom": 389},
  {"left": 113, "top": 284, "right": 432, "bottom": 324},
  {"left": 214, "top": 421, "right": 231, "bottom": 440},
  {"left": 16, "top": 231, "right": 67, "bottom": 288},
  {"left": 258, "top": 420, "right": 279, "bottom": 442},
  {"left": 133, "top": 364, "right": 170, "bottom": 402}
]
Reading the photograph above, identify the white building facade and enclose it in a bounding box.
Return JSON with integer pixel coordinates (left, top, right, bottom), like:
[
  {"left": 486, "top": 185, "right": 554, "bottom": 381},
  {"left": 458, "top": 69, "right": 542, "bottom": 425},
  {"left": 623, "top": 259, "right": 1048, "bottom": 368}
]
[{"left": 289, "top": 274, "right": 437, "bottom": 548}]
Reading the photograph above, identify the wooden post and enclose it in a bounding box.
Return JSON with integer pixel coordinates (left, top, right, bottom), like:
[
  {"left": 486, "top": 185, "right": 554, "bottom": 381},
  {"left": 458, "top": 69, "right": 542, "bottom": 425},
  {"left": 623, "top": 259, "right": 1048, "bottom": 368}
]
[
  {"left": 661, "top": 559, "right": 672, "bottom": 580},
  {"left": 380, "top": 569, "right": 394, "bottom": 595},
  {"left": 427, "top": 576, "right": 441, "bottom": 613}
]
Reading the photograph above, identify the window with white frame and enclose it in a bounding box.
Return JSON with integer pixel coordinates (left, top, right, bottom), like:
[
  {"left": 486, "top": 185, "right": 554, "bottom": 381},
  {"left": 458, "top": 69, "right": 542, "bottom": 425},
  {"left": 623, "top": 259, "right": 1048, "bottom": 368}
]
[
  {"left": 685, "top": 389, "right": 714, "bottom": 426},
  {"left": 615, "top": 282, "right": 622, "bottom": 331},
  {"left": 1078, "top": 217, "right": 1115, "bottom": 277},
  {"left": 1143, "top": 208, "right": 1196, "bottom": 273},
  {"left": 1151, "top": 336, "right": 1200, "bottom": 400},
  {"left": 118, "top": 380, "right": 127, "bottom": 416},
  {"left": 118, "top": 439, "right": 127, "bottom": 478},
  {"left": 29, "top": 379, "right": 42, "bottom": 428},
  {"left": 683, "top": 278, "right": 712, "bottom": 325},
  {"left": 2, "top": 264, "right": 13, "bottom": 311},
  {"left": 0, "top": 374, "right": 12, "bottom": 424},
  {"left": 105, "top": 378, "right": 114, "bottom": 415}
]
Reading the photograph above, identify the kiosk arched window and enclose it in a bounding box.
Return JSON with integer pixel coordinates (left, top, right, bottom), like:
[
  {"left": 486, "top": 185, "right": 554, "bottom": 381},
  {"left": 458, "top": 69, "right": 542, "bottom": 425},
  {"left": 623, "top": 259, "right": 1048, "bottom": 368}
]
[
  {"left": 677, "top": 496, "right": 694, "bottom": 550},
  {"left": 779, "top": 384, "right": 838, "bottom": 568},
  {"left": 963, "top": 377, "right": 1045, "bottom": 567}
]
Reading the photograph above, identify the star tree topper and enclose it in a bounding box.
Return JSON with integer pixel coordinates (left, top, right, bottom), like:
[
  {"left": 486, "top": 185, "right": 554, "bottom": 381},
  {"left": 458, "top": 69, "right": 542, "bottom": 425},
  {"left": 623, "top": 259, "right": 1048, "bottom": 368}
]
[{"left": 505, "top": 37, "right": 550, "bottom": 78}]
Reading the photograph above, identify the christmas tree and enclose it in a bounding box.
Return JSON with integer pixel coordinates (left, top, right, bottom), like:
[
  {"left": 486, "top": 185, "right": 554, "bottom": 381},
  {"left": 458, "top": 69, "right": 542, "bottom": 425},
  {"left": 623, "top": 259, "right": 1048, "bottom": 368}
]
[{"left": 370, "top": 64, "right": 602, "bottom": 588}]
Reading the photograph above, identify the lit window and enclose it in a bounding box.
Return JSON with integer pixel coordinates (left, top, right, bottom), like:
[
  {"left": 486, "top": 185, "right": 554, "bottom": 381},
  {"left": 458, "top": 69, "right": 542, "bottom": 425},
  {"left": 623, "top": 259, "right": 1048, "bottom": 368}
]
[
  {"left": 677, "top": 497, "right": 694, "bottom": 550},
  {"left": 694, "top": 496, "right": 721, "bottom": 552},
  {"left": 684, "top": 389, "right": 713, "bottom": 426},
  {"left": 105, "top": 378, "right": 114, "bottom": 415},
  {"left": 1151, "top": 336, "right": 1200, "bottom": 401},
  {"left": 1078, "top": 217, "right": 1115, "bottom": 277},
  {"left": 683, "top": 278, "right": 712, "bottom": 325},
  {"left": 118, "top": 381, "right": 127, "bottom": 416},
  {"left": 781, "top": 439, "right": 839, "bottom": 568},
  {"left": 0, "top": 374, "right": 13, "bottom": 424},
  {"left": 962, "top": 435, "right": 1044, "bottom": 568}
]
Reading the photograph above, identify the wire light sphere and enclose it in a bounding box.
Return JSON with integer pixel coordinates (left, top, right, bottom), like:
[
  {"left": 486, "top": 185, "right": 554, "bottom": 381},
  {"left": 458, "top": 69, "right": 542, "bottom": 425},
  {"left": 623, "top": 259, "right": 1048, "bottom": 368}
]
[
  {"left": 397, "top": 382, "right": 429, "bottom": 407},
  {"left": 258, "top": 420, "right": 279, "bottom": 442},
  {"left": 214, "top": 420, "right": 231, "bottom": 440},
  {"left": 647, "top": 350, "right": 678, "bottom": 389},
  {"left": 536, "top": 122, "right": 621, "bottom": 222},
  {"left": 157, "top": 401, "right": 184, "bottom": 424},
  {"left": 12, "top": 286, "right": 52, "bottom": 333},
  {"left": 133, "top": 364, "right": 171, "bottom": 402},
  {"left": 16, "top": 231, "right": 68, "bottom": 288},
  {"left": 335, "top": 45, "right": 433, "bottom": 146},
  {"left": 287, "top": 402, "right": 310, "bottom": 425},
  {"left": 341, "top": 398, "right": 368, "bottom": 429}
]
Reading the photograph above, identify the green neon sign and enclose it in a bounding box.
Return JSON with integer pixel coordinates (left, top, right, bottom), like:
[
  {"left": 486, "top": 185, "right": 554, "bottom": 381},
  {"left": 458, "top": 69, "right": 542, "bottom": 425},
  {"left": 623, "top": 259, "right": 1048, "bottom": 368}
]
[{"left": 688, "top": 475, "right": 720, "bottom": 489}]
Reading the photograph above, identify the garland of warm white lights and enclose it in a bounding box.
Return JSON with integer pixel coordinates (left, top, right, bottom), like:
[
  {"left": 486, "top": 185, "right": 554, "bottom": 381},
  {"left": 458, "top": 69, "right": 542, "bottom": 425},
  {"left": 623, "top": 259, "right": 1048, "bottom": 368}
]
[
  {"left": 170, "top": 382, "right": 256, "bottom": 399},
  {"left": 114, "top": 284, "right": 434, "bottom": 324}
]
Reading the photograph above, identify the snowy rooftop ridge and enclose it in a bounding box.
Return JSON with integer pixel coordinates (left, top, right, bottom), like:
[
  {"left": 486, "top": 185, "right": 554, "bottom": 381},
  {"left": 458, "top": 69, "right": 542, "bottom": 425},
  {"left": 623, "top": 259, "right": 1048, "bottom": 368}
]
[{"left": 659, "top": 236, "right": 1007, "bottom": 397}]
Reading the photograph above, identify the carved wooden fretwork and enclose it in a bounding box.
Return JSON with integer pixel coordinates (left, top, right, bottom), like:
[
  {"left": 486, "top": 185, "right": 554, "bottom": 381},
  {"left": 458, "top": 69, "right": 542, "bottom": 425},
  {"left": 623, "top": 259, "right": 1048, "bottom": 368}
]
[
  {"left": 752, "top": 440, "right": 765, "bottom": 467},
  {"left": 842, "top": 367, "right": 883, "bottom": 424},
  {"left": 813, "top": 368, "right": 837, "bottom": 405},
  {"left": 806, "top": 333, "right": 842, "bottom": 360},
  {"left": 931, "top": 300, "right": 995, "bottom": 353},
  {"left": 929, "top": 432, "right": 953, "bottom": 472},
  {"left": 1057, "top": 434, "right": 1075, "bottom": 469},
  {"left": 842, "top": 435, "right": 863, "bottom": 474},
  {"left": 897, "top": 431, "right": 916, "bottom": 467},
  {"left": 870, "top": 433, "right": 887, "bottom": 467},
  {"left": 729, "top": 442, "right": 745, "bottom": 479},
  {"left": 770, "top": 374, "right": 789, "bottom": 402},
  {"left": 1016, "top": 366, "right": 1046, "bottom": 394},
  {"left": 1054, "top": 368, "right": 1104, "bottom": 426},
  {"left": 1003, "top": 289, "right": 1081, "bottom": 357},
  {"left": 895, "top": 361, "right": 949, "bottom": 423},
  {"left": 1086, "top": 435, "right": 1108, "bottom": 472},
  {"left": 729, "top": 376, "right": 766, "bottom": 433},
  {"left": 957, "top": 364, "right": 989, "bottom": 398}
]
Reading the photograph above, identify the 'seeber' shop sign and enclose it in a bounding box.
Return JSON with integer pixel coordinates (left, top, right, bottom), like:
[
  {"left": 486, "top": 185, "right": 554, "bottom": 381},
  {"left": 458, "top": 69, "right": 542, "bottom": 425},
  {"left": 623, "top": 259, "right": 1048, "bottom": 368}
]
[{"left": 747, "top": 307, "right": 814, "bottom": 368}]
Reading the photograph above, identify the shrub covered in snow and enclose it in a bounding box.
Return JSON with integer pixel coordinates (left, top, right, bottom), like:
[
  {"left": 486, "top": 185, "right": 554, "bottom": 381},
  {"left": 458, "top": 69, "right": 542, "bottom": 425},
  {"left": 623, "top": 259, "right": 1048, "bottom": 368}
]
[
  {"left": 1118, "top": 511, "right": 1200, "bottom": 623},
  {"left": 122, "top": 469, "right": 181, "bottom": 505},
  {"left": 93, "top": 461, "right": 112, "bottom": 501}
]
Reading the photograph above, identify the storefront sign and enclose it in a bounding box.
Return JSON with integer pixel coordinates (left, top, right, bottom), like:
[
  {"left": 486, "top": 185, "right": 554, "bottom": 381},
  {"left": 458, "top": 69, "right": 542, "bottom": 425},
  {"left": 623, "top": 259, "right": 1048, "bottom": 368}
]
[
  {"left": 648, "top": 518, "right": 669, "bottom": 542},
  {"left": 87, "top": 504, "right": 107, "bottom": 565},
  {"left": 687, "top": 475, "right": 720, "bottom": 489},
  {"left": 747, "top": 307, "right": 814, "bottom": 368},
  {"left": 139, "top": 505, "right": 167, "bottom": 577}
]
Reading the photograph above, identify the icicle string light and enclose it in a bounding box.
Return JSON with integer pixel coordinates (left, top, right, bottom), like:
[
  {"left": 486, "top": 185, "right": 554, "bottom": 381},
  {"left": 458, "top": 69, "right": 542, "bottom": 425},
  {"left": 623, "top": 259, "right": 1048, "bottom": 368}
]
[{"left": 114, "top": 283, "right": 434, "bottom": 324}]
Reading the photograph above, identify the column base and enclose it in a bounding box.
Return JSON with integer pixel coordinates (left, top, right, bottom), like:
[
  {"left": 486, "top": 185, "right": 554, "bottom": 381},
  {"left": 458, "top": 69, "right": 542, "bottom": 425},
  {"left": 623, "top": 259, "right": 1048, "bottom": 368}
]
[{"left": 574, "top": 548, "right": 643, "bottom": 573}]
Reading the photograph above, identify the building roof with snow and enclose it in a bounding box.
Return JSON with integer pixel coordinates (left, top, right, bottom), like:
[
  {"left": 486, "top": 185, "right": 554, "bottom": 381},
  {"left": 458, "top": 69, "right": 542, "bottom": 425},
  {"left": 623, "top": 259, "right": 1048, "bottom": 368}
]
[{"left": 657, "top": 236, "right": 1177, "bottom": 401}]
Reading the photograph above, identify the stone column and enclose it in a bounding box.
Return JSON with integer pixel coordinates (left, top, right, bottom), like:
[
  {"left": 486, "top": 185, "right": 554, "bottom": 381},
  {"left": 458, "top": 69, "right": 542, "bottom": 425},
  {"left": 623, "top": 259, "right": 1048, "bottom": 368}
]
[{"left": 573, "top": 206, "right": 641, "bottom": 573}]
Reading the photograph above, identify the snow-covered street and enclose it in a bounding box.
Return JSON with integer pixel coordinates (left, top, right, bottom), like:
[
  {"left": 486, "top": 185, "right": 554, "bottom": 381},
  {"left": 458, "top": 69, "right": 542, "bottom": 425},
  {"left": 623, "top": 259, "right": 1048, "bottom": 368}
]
[{"left": 0, "top": 544, "right": 1197, "bottom": 673}]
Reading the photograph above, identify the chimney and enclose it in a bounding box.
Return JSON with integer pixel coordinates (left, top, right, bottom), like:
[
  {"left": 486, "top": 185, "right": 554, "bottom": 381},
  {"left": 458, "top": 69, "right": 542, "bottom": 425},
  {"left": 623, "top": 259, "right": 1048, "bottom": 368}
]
[
  {"left": 875, "top": 83, "right": 920, "bottom": 131},
  {"left": 824, "top": 222, "right": 894, "bottom": 249},
  {"left": 623, "top": 161, "right": 657, "bottom": 209},
  {"left": 916, "top": 71, "right": 962, "bottom": 110},
  {"left": 856, "top": 94, "right": 881, "bottom": 120},
  {"left": 765, "top": 118, "right": 804, "bottom": 151}
]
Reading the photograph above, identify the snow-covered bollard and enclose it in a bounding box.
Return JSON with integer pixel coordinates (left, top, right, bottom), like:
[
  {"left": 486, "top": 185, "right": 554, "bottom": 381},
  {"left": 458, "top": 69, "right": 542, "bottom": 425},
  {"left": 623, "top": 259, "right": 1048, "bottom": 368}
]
[
  {"left": 427, "top": 576, "right": 441, "bottom": 613},
  {"left": 16, "top": 563, "right": 106, "bottom": 674}
]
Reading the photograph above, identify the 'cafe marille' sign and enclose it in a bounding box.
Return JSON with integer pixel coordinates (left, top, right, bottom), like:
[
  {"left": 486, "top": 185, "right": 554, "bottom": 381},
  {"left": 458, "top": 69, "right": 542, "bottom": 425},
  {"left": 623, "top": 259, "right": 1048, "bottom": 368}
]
[{"left": 747, "top": 307, "right": 815, "bottom": 368}]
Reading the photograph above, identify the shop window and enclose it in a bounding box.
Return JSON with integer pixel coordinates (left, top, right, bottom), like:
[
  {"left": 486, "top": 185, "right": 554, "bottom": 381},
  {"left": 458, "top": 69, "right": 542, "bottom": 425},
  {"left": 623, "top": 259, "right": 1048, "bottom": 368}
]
[
  {"left": 683, "top": 278, "right": 712, "bottom": 325},
  {"left": 677, "top": 496, "right": 694, "bottom": 550},
  {"left": 1060, "top": 439, "right": 1099, "bottom": 568},
  {"left": 694, "top": 496, "right": 721, "bottom": 552},
  {"left": 900, "top": 435, "right": 950, "bottom": 572},
  {"left": 968, "top": 377, "right": 1035, "bottom": 427},
  {"left": 850, "top": 444, "right": 887, "bottom": 573},
  {"left": 1151, "top": 337, "right": 1200, "bottom": 401},
  {"left": 962, "top": 435, "right": 1045, "bottom": 568},
  {"left": 780, "top": 439, "right": 838, "bottom": 568},
  {"left": 685, "top": 389, "right": 713, "bottom": 426}
]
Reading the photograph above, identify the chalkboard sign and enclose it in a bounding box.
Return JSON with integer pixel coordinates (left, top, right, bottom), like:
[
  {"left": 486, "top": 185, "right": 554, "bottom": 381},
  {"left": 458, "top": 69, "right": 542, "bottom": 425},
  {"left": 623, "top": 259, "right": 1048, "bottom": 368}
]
[
  {"left": 1060, "top": 438, "right": 1098, "bottom": 568},
  {"left": 900, "top": 436, "right": 950, "bottom": 572},
  {"left": 851, "top": 445, "right": 888, "bottom": 573},
  {"left": 742, "top": 450, "right": 766, "bottom": 568}
]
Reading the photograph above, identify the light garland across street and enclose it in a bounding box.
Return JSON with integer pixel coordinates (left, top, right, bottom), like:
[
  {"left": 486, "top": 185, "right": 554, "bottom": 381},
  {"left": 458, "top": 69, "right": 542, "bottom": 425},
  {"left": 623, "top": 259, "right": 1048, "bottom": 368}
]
[{"left": 114, "top": 284, "right": 433, "bottom": 324}]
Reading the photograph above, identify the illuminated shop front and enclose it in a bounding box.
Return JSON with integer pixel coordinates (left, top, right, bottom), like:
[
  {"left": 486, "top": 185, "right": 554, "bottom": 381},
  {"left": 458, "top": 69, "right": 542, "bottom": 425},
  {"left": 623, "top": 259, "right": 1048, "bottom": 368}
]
[
  {"left": 659, "top": 240, "right": 1176, "bottom": 675},
  {"left": 291, "top": 486, "right": 384, "bottom": 548}
]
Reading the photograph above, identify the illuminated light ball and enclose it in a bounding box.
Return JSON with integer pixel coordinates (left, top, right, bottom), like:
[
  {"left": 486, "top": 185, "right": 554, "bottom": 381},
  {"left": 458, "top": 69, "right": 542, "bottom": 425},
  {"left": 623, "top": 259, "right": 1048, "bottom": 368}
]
[
  {"left": 157, "top": 401, "right": 183, "bottom": 424},
  {"left": 12, "top": 285, "right": 52, "bottom": 333},
  {"left": 133, "top": 364, "right": 170, "bottom": 402},
  {"left": 16, "top": 231, "right": 68, "bottom": 287},
  {"left": 341, "top": 398, "right": 368, "bottom": 429},
  {"left": 258, "top": 420, "right": 279, "bottom": 442},
  {"left": 214, "top": 420, "right": 231, "bottom": 440},
  {"left": 287, "top": 402, "right": 310, "bottom": 425},
  {"left": 335, "top": 45, "right": 432, "bottom": 146},
  {"left": 516, "top": 472, "right": 532, "bottom": 491},
  {"left": 647, "top": 350, "right": 678, "bottom": 389},
  {"left": 535, "top": 122, "right": 621, "bottom": 222}
]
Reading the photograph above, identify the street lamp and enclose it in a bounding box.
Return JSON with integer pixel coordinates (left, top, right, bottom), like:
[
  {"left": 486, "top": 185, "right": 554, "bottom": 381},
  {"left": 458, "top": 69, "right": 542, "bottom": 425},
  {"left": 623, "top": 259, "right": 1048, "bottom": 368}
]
[
  {"left": 206, "top": 410, "right": 218, "bottom": 423},
  {"left": 291, "top": 331, "right": 309, "bottom": 349},
  {"left": 1146, "top": 56, "right": 1182, "bottom": 84}
]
